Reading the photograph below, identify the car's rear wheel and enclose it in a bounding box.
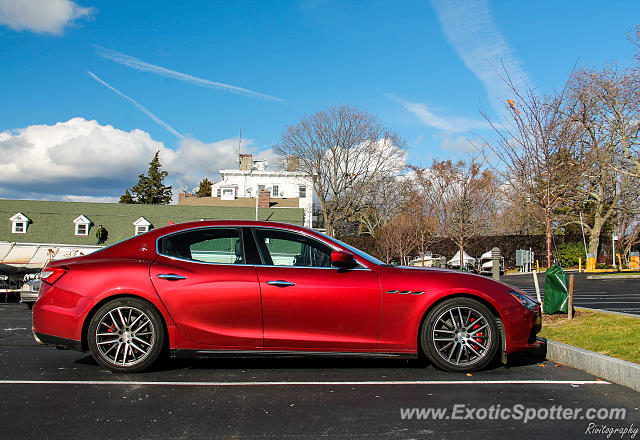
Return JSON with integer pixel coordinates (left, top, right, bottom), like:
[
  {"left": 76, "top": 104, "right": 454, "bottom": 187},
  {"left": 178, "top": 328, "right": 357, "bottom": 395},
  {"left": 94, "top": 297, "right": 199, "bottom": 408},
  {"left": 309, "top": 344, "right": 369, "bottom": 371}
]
[
  {"left": 421, "top": 297, "right": 499, "bottom": 372},
  {"left": 87, "top": 298, "right": 165, "bottom": 373}
]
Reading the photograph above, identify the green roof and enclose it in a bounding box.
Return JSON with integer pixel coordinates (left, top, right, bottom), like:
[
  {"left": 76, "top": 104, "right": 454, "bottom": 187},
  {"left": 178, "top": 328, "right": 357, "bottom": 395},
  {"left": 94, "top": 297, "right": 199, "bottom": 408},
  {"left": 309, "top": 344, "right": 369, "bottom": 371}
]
[{"left": 0, "top": 199, "right": 303, "bottom": 246}]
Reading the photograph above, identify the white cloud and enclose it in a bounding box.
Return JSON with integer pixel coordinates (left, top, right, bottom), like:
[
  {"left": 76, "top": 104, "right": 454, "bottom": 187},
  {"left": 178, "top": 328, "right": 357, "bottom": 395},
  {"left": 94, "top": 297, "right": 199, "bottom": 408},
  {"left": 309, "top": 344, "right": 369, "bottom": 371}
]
[
  {"left": 431, "top": 0, "right": 530, "bottom": 113},
  {"left": 162, "top": 137, "right": 244, "bottom": 191},
  {"left": 440, "top": 136, "right": 477, "bottom": 154},
  {"left": 0, "top": 118, "right": 272, "bottom": 202},
  {"left": 94, "top": 46, "right": 285, "bottom": 102},
  {"left": 390, "top": 95, "right": 487, "bottom": 132},
  {"left": 0, "top": 0, "right": 94, "bottom": 35}
]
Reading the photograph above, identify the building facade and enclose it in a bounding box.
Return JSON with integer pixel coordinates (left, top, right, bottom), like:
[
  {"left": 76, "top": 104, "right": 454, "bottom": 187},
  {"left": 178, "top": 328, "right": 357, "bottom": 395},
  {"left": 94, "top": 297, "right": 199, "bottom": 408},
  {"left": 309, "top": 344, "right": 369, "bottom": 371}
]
[{"left": 179, "top": 154, "right": 314, "bottom": 228}]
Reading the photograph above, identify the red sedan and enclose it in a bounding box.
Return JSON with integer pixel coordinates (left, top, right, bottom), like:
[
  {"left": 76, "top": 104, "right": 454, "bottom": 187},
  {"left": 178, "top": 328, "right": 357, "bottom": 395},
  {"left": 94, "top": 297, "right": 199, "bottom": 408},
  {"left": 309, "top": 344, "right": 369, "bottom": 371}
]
[{"left": 32, "top": 221, "right": 541, "bottom": 373}]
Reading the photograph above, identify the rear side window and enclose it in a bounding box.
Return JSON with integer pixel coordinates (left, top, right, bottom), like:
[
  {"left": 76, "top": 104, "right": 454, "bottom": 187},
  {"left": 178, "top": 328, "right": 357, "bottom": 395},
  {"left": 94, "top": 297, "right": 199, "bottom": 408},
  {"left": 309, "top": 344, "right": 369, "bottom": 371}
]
[{"left": 158, "top": 228, "right": 243, "bottom": 264}]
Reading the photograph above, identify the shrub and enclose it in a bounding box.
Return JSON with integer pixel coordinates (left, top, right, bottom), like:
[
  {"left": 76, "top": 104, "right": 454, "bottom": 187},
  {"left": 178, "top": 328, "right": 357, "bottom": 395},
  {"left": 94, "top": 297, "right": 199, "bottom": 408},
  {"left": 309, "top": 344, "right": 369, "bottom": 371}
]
[{"left": 556, "top": 242, "right": 586, "bottom": 267}]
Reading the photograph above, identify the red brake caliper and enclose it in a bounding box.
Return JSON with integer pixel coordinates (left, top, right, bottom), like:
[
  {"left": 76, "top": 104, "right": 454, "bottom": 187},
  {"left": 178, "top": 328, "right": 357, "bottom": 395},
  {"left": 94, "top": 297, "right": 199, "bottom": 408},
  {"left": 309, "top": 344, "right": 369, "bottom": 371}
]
[{"left": 470, "top": 317, "right": 482, "bottom": 350}]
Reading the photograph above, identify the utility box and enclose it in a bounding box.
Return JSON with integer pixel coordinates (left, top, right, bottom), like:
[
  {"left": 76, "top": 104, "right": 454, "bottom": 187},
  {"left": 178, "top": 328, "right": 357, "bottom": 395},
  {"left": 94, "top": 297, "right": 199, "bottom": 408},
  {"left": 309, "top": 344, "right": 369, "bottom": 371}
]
[
  {"left": 516, "top": 249, "right": 534, "bottom": 272},
  {"left": 631, "top": 252, "right": 640, "bottom": 270},
  {"left": 586, "top": 253, "right": 597, "bottom": 271}
]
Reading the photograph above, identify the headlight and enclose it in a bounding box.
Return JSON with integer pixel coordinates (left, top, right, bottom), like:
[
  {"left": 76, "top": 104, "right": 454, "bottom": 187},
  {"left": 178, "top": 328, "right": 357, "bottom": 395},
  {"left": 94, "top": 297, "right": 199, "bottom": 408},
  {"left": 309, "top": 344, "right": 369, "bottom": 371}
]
[{"left": 508, "top": 290, "right": 539, "bottom": 312}]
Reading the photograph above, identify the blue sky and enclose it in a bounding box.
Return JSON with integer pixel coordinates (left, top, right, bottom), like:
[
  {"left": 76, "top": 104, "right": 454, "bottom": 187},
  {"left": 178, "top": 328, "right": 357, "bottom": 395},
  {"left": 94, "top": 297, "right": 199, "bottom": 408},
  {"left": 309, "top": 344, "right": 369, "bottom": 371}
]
[{"left": 1, "top": 0, "right": 638, "bottom": 202}]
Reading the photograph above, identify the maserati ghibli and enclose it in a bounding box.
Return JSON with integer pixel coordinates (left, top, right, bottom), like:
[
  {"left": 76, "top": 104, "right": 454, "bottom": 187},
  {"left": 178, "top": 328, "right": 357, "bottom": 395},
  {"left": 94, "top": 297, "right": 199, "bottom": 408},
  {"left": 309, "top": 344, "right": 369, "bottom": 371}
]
[{"left": 32, "top": 221, "right": 541, "bottom": 373}]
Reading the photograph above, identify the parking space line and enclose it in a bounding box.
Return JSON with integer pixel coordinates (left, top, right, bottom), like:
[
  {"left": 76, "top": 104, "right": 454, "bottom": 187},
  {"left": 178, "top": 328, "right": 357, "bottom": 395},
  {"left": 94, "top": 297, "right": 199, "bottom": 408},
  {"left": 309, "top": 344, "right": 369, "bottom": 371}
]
[{"left": 0, "top": 379, "right": 610, "bottom": 386}]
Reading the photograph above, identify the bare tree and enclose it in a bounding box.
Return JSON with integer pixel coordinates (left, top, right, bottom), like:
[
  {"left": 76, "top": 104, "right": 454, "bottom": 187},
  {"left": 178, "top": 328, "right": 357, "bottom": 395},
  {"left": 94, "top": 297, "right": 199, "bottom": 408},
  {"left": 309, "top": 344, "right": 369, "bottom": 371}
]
[
  {"left": 418, "top": 158, "right": 498, "bottom": 264},
  {"left": 274, "top": 105, "right": 406, "bottom": 236},
  {"left": 565, "top": 65, "right": 640, "bottom": 255},
  {"left": 480, "top": 71, "right": 586, "bottom": 267}
]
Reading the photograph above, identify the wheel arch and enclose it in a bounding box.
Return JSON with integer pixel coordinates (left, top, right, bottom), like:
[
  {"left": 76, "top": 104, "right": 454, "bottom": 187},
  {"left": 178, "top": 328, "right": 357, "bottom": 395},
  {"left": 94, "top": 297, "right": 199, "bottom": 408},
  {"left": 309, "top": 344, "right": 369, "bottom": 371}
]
[
  {"left": 81, "top": 294, "right": 170, "bottom": 353},
  {"left": 416, "top": 293, "right": 506, "bottom": 362}
]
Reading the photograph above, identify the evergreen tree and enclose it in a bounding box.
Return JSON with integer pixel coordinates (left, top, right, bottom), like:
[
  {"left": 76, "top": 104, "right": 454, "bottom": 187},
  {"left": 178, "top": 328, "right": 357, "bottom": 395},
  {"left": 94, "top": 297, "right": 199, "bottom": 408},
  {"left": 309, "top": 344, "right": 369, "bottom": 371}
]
[
  {"left": 119, "top": 151, "right": 173, "bottom": 204},
  {"left": 195, "top": 178, "right": 213, "bottom": 197}
]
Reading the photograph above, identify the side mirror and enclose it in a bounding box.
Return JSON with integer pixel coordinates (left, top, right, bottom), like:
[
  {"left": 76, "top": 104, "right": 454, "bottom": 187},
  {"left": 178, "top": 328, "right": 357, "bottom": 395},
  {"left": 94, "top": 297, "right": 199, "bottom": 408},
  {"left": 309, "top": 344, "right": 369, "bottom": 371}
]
[{"left": 331, "top": 251, "right": 357, "bottom": 268}]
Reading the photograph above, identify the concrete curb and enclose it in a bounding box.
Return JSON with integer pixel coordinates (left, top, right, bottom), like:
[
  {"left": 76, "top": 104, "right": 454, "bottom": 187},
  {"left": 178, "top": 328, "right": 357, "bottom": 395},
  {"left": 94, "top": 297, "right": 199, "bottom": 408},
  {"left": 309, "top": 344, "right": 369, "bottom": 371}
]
[
  {"left": 576, "top": 306, "right": 640, "bottom": 319},
  {"left": 587, "top": 274, "right": 640, "bottom": 279},
  {"left": 538, "top": 337, "right": 640, "bottom": 392}
]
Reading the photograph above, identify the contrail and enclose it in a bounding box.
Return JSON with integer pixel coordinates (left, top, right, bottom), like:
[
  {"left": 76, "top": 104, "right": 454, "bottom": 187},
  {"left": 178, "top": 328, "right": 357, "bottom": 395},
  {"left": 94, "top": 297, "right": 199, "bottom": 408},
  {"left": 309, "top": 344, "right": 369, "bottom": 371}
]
[
  {"left": 94, "top": 45, "right": 285, "bottom": 102},
  {"left": 87, "top": 70, "right": 185, "bottom": 139}
]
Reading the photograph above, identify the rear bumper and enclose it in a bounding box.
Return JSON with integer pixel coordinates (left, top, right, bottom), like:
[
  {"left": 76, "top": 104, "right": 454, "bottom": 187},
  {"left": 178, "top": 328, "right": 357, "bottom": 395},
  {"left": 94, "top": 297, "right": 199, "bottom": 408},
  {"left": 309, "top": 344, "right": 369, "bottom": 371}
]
[{"left": 33, "top": 331, "right": 83, "bottom": 351}]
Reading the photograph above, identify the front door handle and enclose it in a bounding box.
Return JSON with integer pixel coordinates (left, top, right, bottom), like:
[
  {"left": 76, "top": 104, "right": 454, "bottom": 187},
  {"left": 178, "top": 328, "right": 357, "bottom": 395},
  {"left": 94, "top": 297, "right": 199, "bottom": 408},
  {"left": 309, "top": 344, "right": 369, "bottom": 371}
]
[
  {"left": 266, "top": 280, "right": 296, "bottom": 287},
  {"left": 157, "top": 274, "right": 186, "bottom": 281}
]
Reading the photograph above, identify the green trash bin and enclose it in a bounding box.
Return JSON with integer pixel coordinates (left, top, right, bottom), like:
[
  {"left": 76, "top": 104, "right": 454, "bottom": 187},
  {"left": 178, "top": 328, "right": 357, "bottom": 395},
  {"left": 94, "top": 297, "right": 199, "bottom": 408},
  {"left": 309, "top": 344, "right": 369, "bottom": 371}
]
[{"left": 543, "top": 265, "right": 568, "bottom": 314}]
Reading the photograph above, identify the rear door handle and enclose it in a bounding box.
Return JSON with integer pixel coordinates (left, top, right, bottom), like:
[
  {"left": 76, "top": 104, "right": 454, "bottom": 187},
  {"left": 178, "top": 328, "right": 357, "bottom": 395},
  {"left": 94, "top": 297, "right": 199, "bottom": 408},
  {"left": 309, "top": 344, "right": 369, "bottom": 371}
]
[
  {"left": 266, "top": 280, "right": 296, "bottom": 287},
  {"left": 157, "top": 274, "right": 186, "bottom": 281}
]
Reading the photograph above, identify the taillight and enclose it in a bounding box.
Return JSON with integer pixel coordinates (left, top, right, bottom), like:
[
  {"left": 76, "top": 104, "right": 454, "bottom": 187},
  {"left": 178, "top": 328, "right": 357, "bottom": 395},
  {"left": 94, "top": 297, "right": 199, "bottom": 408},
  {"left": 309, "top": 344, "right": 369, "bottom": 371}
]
[{"left": 40, "top": 266, "right": 68, "bottom": 285}]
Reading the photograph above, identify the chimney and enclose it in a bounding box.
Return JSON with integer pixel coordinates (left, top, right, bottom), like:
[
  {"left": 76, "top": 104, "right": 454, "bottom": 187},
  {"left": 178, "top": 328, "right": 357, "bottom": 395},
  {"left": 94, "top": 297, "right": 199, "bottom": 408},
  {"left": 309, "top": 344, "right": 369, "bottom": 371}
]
[
  {"left": 258, "top": 190, "right": 271, "bottom": 208},
  {"left": 286, "top": 155, "right": 300, "bottom": 171},
  {"left": 239, "top": 153, "right": 253, "bottom": 171}
]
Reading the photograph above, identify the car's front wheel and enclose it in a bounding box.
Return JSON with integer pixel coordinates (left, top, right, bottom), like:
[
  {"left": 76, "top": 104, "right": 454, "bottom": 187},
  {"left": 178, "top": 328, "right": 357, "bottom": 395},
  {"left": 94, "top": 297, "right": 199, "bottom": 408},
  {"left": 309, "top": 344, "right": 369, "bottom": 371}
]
[
  {"left": 87, "top": 298, "right": 165, "bottom": 373},
  {"left": 421, "top": 297, "right": 499, "bottom": 372}
]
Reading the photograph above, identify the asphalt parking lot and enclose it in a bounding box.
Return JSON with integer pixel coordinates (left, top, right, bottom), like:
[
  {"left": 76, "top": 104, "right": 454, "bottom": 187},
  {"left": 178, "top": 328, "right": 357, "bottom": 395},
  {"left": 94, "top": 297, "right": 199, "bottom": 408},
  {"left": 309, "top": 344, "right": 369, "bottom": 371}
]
[
  {"left": 1, "top": 303, "right": 638, "bottom": 439},
  {"left": 504, "top": 272, "right": 640, "bottom": 315}
]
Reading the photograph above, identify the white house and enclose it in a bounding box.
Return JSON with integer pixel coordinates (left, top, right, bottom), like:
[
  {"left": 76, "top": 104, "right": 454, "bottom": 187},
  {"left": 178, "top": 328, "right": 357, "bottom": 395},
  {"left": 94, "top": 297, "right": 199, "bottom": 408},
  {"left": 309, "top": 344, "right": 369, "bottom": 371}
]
[{"left": 209, "top": 154, "right": 314, "bottom": 228}]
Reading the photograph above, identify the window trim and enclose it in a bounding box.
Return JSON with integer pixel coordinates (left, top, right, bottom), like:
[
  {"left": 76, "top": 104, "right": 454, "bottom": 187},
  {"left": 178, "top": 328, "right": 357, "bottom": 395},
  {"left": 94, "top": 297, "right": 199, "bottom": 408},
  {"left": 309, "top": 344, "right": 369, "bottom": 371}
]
[
  {"left": 155, "top": 224, "right": 370, "bottom": 270},
  {"left": 250, "top": 227, "right": 367, "bottom": 270},
  {"left": 12, "top": 221, "right": 27, "bottom": 234},
  {"left": 75, "top": 223, "right": 89, "bottom": 236}
]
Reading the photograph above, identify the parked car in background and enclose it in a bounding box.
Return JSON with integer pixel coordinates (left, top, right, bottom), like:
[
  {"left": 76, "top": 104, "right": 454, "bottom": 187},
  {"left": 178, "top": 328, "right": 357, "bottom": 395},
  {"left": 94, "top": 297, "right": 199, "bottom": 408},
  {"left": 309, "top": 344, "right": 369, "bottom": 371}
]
[
  {"left": 20, "top": 279, "right": 41, "bottom": 308},
  {"left": 32, "top": 221, "right": 541, "bottom": 373}
]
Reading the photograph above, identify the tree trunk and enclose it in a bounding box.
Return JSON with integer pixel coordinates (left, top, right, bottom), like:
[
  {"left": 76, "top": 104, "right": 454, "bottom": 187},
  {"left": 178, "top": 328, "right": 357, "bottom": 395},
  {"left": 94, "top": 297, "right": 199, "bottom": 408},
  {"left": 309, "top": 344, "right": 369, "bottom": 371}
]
[
  {"left": 588, "top": 215, "right": 605, "bottom": 257},
  {"left": 545, "top": 208, "right": 552, "bottom": 268}
]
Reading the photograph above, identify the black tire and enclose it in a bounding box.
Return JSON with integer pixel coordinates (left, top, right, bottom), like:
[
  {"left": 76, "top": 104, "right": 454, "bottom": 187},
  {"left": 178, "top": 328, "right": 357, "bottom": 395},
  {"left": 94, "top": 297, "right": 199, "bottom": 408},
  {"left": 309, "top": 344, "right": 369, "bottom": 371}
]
[
  {"left": 87, "top": 298, "right": 165, "bottom": 373},
  {"left": 421, "top": 297, "right": 499, "bottom": 372},
  {"left": 26, "top": 303, "right": 33, "bottom": 309}
]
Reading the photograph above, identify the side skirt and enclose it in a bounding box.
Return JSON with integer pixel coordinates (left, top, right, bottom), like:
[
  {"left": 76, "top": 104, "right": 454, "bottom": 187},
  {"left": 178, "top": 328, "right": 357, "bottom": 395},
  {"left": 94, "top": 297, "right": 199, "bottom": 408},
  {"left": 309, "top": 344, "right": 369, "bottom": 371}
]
[{"left": 170, "top": 349, "right": 418, "bottom": 360}]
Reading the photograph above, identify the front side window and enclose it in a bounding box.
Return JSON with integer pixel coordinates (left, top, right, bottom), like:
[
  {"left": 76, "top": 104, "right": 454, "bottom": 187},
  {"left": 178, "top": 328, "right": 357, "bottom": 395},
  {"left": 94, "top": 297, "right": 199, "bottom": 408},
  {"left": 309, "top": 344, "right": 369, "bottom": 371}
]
[
  {"left": 253, "top": 229, "right": 332, "bottom": 267},
  {"left": 158, "top": 228, "right": 243, "bottom": 264}
]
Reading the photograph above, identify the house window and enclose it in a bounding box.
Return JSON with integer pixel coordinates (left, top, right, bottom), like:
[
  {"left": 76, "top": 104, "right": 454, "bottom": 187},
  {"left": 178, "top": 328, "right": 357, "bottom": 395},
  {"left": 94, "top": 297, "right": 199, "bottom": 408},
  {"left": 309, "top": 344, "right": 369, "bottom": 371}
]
[
  {"left": 299, "top": 185, "right": 307, "bottom": 198},
  {"left": 135, "top": 225, "right": 149, "bottom": 235},
  {"left": 10, "top": 213, "right": 29, "bottom": 234},
  {"left": 216, "top": 188, "right": 221, "bottom": 198},
  {"left": 272, "top": 185, "right": 279, "bottom": 197}
]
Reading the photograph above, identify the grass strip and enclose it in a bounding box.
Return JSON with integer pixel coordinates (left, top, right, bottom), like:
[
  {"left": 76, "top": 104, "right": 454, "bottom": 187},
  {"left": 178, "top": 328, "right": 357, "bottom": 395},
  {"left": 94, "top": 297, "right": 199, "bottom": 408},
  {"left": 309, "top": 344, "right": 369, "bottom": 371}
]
[{"left": 539, "top": 309, "right": 640, "bottom": 364}]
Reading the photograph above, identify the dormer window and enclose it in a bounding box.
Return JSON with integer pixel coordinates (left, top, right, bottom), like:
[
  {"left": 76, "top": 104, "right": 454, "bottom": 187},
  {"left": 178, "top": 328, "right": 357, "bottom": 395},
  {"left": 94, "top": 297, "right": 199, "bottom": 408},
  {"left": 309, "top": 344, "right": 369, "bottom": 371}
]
[
  {"left": 133, "top": 217, "right": 151, "bottom": 235},
  {"left": 10, "top": 213, "right": 29, "bottom": 234},
  {"left": 73, "top": 215, "right": 91, "bottom": 236}
]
